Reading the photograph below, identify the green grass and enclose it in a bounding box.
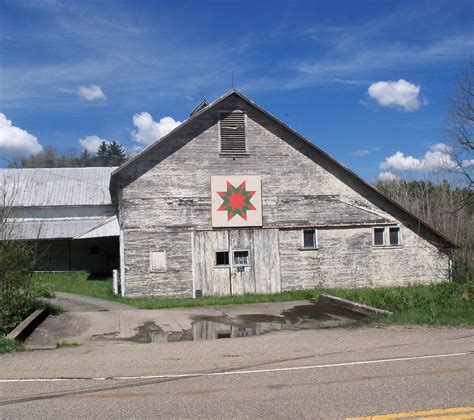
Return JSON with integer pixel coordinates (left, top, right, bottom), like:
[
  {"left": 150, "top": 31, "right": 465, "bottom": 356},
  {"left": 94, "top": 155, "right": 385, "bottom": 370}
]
[
  {"left": 322, "top": 282, "right": 474, "bottom": 326},
  {"left": 0, "top": 335, "right": 23, "bottom": 353},
  {"left": 56, "top": 341, "right": 79, "bottom": 349},
  {"left": 33, "top": 271, "right": 474, "bottom": 326}
]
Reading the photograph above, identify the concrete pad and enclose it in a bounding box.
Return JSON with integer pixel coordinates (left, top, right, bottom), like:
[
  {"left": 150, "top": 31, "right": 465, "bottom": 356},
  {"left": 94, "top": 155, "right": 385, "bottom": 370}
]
[
  {"left": 46, "top": 292, "right": 133, "bottom": 312},
  {"left": 25, "top": 297, "right": 364, "bottom": 350}
]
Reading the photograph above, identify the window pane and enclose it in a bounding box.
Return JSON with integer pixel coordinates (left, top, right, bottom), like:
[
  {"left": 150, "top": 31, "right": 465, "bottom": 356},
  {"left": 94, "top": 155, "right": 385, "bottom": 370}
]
[
  {"left": 389, "top": 227, "right": 400, "bottom": 245},
  {"left": 303, "top": 229, "right": 316, "bottom": 248},
  {"left": 216, "top": 251, "right": 229, "bottom": 266},
  {"left": 234, "top": 250, "right": 249, "bottom": 266},
  {"left": 374, "top": 228, "right": 384, "bottom": 246}
]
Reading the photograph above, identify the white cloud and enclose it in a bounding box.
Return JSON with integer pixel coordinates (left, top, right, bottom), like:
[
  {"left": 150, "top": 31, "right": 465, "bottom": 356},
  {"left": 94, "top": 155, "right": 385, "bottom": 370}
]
[
  {"left": 376, "top": 171, "right": 400, "bottom": 182},
  {"left": 131, "top": 112, "right": 181, "bottom": 147},
  {"left": 379, "top": 143, "right": 456, "bottom": 172},
  {"left": 77, "top": 84, "right": 106, "bottom": 101},
  {"left": 78, "top": 135, "right": 109, "bottom": 154},
  {"left": 0, "top": 113, "right": 43, "bottom": 157},
  {"left": 368, "top": 79, "right": 424, "bottom": 112},
  {"left": 352, "top": 148, "right": 370, "bottom": 157}
]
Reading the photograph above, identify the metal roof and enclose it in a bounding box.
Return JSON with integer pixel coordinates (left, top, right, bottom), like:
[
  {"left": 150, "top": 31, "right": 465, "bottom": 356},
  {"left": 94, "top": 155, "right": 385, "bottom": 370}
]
[
  {"left": 0, "top": 167, "right": 117, "bottom": 207},
  {"left": 74, "top": 216, "right": 119, "bottom": 239},
  {"left": 8, "top": 218, "right": 110, "bottom": 240}
]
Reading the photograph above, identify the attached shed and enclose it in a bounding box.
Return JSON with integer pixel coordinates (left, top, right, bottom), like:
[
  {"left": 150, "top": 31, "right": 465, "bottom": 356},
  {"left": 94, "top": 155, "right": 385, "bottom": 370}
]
[{"left": 0, "top": 167, "right": 119, "bottom": 273}]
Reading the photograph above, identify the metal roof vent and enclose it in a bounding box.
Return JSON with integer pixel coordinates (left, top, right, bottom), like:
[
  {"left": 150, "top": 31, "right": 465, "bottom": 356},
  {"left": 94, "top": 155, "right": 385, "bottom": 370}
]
[
  {"left": 219, "top": 111, "right": 247, "bottom": 155},
  {"left": 189, "top": 100, "right": 208, "bottom": 117}
]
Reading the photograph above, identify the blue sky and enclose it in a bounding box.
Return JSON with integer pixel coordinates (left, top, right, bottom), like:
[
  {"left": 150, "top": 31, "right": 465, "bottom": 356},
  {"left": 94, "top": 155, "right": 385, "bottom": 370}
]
[{"left": 0, "top": 0, "right": 472, "bottom": 181}]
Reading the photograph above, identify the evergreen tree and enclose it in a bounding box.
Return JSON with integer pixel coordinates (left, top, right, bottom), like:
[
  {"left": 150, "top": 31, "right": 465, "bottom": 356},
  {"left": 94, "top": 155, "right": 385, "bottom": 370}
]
[
  {"left": 106, "top": 141, "right": 128, "bottom": 166},
  {"left": 96, "top": 141, "right": 110, "bottom": 166}
]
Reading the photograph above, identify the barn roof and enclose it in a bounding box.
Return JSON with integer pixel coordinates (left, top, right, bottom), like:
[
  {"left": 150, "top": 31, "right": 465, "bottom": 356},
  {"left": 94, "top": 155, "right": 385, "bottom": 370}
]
[
  {"left": 111, "top": 90, "right": 455, "bottom": 248},
  {"left": 8, "top": 218, "right": 111, "bottom": 240},
  {"left": 0, "top": 167, "right": 116, "bottom": 207}
]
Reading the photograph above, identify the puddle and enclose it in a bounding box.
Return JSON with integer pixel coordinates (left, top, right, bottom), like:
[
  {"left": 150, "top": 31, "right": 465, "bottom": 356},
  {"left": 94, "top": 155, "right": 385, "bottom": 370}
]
[{"left": 100, "top": 301, "right": 366, "bottom": 344}]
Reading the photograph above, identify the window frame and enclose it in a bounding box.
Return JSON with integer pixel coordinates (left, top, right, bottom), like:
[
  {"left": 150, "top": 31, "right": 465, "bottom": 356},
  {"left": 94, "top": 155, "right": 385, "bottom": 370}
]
[
  {"left": 373, "top": 226, "right": 402, "bottom": 247},
  {"left": 232, "top": 249, "right": 251, "bottom": 267},
  {"left": 215, "top": 250, "right": 230, "bottom": 267},
  {"left": 373, "top": 227, "right": 385, "bottom": 247},
  {"left": 218, "top": 110, "right": 249, "bottom": 156},
  {"left": 389, "top": 227, "right": 400, "bottom": 246},
  {"left": 302, "top": 228, "right": 318, "bottom": 249}
]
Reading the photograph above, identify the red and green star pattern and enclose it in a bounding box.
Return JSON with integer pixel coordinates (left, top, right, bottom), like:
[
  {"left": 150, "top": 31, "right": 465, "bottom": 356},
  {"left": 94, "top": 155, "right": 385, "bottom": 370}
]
[{"left": 217, "top": 181, "right": 257, "bottom": 221}]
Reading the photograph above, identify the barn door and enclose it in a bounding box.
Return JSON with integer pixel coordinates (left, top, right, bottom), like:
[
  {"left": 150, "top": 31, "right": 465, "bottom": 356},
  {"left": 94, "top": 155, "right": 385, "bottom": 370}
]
[
  {"left": 192, "top": 230, "right": 231, "bottom": 296},
  {"left": 192, "top": 229, "right": 281, "bottom": 297},
  {"left": 229, "top": 230, "right": 255, "bottom": 295}
]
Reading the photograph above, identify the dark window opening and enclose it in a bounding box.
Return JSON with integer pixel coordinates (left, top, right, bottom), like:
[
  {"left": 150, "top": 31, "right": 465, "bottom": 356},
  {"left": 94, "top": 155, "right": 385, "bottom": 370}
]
[
  {"left": 233, "top": 250, "right": 250, "bottom": 266},
  {"left": 215, "top": 251, "right": 229, "bottom": 266},
  {"left": 374, "top": 228, "right": 384, "bottom": 246},
  {"left": 389, "top": 227, "right": 400, "bottom": 246},
  {"left": 303, "top": 229, "right": 317, "bottom": 248},
  {"left": 90, "top": 247, "right": 99, "bottom": 255}
]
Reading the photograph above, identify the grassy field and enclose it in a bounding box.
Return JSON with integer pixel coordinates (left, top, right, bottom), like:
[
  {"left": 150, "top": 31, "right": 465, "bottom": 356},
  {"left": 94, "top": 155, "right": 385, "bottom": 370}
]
[{"left": 33, "top": 271, "right": 474, "bottom": 326}]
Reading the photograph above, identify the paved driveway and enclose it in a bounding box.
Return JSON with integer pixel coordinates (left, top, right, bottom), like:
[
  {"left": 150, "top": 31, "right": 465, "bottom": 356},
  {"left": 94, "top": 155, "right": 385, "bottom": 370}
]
[
  {"left": 25, "top": 293, "right": 364, "bottom": 349},
  {"left": 47, "top": 292, "right": 133, "bottom": 312}
]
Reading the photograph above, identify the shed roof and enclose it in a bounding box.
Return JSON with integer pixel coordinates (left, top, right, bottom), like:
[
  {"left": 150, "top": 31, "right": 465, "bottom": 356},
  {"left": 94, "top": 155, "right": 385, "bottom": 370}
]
[
  {"left": 0, "top": 167, "right": 116, "bottom": 207},
  {"left": 74, "top": 216, "right": 119, "bottom": 239},
  {"left": 8, "top": 218, "right": 109, "bottom": 240}
]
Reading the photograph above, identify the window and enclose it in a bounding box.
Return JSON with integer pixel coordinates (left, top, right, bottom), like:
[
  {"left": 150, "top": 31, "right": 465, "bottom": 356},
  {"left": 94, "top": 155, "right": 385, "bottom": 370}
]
[
  {"left": 219, "top": 111, "right": 247, "bottom": 154},
  {"left": 373, "top": 228, "right": 385, "bottom": 246},
  {"left": 373, "top": 227, "right": 401, "bottom": 247},
  {"left": 215, "top": 251, "right": 230, "bottom": 266},
  {"left": 233, "top": 250, "right": 250, "bottom": 266},
  {"left": 303, "top": 229, "right": 317, "bottom": 249},
  {"left": 389, "top": 227, "right": 400, "bottom": 246}
]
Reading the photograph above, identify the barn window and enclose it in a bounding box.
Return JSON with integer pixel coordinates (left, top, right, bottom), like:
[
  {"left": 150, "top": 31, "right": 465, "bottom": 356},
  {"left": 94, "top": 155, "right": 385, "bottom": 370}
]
[
  {"left": 219, "top": 111, "right": 247, "bottom": 155},
  {"left": 215, "top": 251, "right": 230, "bottom": 266},
  {"left": 233, "top": 250, "right": 250, "bottom": 266},
  {"left": 303, "top": 229, "right": 317, "bottom": 249},
  {"left": 373, "top": 227, "right": 401, "bottom": 247},
  {"left": 389, "top": 227, "right": 400, "bottom": 246},
  {"left": 373, "top": 228, "right": 385, "bottom": 246}
]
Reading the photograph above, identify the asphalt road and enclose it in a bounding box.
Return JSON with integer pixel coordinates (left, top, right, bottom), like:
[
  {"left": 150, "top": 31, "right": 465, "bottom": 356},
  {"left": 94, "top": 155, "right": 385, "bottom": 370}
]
[{"left": 1, "top": 326, "right": 473, "bottom": 419}]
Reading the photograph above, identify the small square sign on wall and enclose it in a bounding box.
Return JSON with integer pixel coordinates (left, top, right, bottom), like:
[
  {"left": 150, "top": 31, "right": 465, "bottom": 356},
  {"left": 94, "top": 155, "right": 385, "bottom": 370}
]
[{"left": 211, "top": 175, "right": 262, "bottom": 228}]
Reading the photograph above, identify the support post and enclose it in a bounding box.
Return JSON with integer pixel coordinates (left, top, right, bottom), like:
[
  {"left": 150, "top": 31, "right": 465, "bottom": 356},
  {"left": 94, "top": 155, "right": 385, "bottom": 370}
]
[
  {"left": 112, "top": 269, "right": 118, "bottom": 295},
  {"left": 119, "top": 228, "right": 126, "bottom": 297}
]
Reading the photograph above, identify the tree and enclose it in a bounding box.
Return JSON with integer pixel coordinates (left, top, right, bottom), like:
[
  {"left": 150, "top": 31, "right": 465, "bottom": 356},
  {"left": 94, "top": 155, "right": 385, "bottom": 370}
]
[
  {"left": 0, "top": 172, "right": 45, "bottom": 333},
  {"left": 11, "top": 141, "right": 129, "bottom": 168},
  {"left": 105, "top": 141, "right": 128, "bottom": 166},
  {"left": 447, "top": 58, "right": 474, "bottom": 191},
  {"left": 96, "top": 141, "right": 110, "bottom": 166}
]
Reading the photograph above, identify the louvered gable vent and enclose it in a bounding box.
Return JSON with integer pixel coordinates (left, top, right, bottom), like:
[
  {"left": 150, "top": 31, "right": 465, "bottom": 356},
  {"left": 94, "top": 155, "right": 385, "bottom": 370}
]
[{"left": 219, "top": 112, "right": 247, "bottom": 154}]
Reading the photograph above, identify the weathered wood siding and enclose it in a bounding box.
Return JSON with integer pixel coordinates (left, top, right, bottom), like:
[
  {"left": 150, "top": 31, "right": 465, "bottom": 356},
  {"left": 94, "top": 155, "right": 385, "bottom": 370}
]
[
  {"left": 279, "top": 227, "right": 448, "bottom": 291},
  {"left": 118, "top": 95, "right": 450, "bottom": 297},
  {"left": 193, "top": 229, "right": 281, "bottom": 297}
]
